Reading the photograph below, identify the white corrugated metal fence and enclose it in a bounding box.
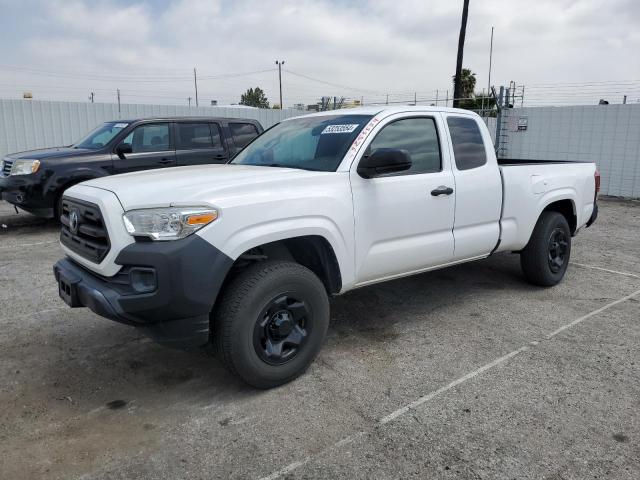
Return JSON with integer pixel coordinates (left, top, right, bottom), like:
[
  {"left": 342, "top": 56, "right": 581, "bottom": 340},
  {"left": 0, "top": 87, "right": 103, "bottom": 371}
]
[
  {"left": 497, "top": 105, "right": 640, "bottom": 197},
  {"left": 0, "top": 99, "right": 300, "bottom": 157}
]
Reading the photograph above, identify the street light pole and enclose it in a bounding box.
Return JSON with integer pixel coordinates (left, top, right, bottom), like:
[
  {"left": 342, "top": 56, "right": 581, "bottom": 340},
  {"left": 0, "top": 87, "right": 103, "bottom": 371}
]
[
  {"left": 194, "top": 68, "right": 199, "bottom": 107},
  {"left": 487, "top": 26, "right": 494, "bottom": 100},
  {"left": 275, "top": 60, "right": 285, "bottom": 108},
  {"left": 453, "top": 0, "right": 470, "bottom": 108}
]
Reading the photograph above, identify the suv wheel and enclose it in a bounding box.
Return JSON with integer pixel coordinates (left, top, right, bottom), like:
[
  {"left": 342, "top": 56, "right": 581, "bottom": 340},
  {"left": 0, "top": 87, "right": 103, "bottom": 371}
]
[
  {"left": 520, "top": 211, "right": 572, "bottom": 286},
  {"left": 212, "top": 261, "right": 330, "bottom": 389}
]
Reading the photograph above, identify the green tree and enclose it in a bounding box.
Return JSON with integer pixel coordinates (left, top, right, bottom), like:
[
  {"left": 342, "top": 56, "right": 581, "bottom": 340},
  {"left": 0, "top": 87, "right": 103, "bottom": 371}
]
[
  {"left": 240, "top": 87, "right": 270, "bottom": 108},
  {"left": 453, "top": 68, "right": 488, "bottom": 110}
]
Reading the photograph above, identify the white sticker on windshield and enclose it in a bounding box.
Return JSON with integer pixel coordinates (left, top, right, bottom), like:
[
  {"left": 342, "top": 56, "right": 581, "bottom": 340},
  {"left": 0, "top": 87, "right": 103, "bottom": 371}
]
[
  {"left": 114, "top": 123, "right": 129, "bottom": 129},
  {"left": 321, "top": 124, "right": 359, "bottom": 134}
]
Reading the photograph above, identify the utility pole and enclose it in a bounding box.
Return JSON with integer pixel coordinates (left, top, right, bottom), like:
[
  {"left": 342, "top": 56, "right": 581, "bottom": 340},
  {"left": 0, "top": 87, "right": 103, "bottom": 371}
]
[
  {"left": 188, "top": 97, "right": 192, "bottom": 107},
  {"left": 487, "top": 26, "right": 494, "bottom": 101},
  {"left": 446, "top": 90, "right": 449, "bottom": 107},
  {"left": 275, "top": 60, "right": 285, "bottom": 108},
  {"left": 453, "top": 0, "right": 470, "bottom": 108},
  {"left": 117, "top": 89, "right": 121, "bottom": 116},
  {"left": 386, "top": 93, "right": 389, "bottom": 105},
  {"left": 414, "top": 92, "right": 417, "bottom": 105},
  {"left": 89, "top": 92, "right": 95, "bottom": 103},
  {"left": 623, "top": 95, "right": 627, "bottom": 104},
  {"left": 193, "top": 68, "right": 199, "bottom": 107},
  {"left": 436, "top": 90, "right": 439, "bottom": 106}
]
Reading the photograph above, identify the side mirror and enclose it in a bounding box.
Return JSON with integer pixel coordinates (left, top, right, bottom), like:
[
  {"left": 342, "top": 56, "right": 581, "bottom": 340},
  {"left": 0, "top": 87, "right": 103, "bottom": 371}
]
[
  {"left": 115, "top": 143, "right": 133, "bottom": 159},
  {"left": 357, "top": 148, "right": 412, "bottom": 178}
]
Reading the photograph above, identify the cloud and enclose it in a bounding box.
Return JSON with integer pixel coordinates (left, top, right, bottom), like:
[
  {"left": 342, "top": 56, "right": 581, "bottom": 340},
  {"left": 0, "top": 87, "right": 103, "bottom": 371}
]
[{"left": 0, "top": 0, "right": 639, "bottom": 106}]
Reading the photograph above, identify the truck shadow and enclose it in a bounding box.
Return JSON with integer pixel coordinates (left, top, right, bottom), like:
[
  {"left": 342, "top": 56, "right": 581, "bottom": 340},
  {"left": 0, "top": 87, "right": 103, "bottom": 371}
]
[{"left": 30, "top": 252, "right": 531, "bottom": 409}]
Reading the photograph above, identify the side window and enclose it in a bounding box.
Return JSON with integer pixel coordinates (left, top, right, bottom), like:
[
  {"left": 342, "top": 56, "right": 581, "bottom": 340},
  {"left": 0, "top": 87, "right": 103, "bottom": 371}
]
[
  {"left": 123, "top": 124, "right": 170, "bottom": 153},
  {"left": 367, "top": 117, "right": 441, "bottom": 174},
  {"left": 446, "top": 117, "right": 487, "bottom": 170},
  {"left": 176, "top": 123, "right": 216, "bottom": 149},
  {"left": 230, "top": 122, "right": 259, "bottom": 149}
]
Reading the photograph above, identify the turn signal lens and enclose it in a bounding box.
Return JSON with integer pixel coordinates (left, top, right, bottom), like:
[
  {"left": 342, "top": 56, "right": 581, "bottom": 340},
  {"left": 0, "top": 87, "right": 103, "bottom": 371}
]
[{"left": 186, "top": 212, "right": 218, "bottom": 225}]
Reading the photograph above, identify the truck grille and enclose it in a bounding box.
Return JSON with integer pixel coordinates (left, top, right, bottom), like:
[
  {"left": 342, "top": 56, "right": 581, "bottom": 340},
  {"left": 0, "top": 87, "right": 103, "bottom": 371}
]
[
  {"left": 1, "top": 159, "right": 13, "bottom": 177},
  {"left": 60, "top": 198, "right": 110, "bottom": 263}
]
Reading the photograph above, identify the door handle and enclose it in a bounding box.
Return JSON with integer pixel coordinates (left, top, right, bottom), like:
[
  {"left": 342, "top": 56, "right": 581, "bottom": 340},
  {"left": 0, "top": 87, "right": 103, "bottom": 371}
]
[
  {"left": 431, "top": 186, "right": 454, "bottom": 196},
  {"left": 158, "top": 158, "right": 173, "bottom": 165},
  {"left": 214, "top": 154, "right": 227, "bottom": 160}
]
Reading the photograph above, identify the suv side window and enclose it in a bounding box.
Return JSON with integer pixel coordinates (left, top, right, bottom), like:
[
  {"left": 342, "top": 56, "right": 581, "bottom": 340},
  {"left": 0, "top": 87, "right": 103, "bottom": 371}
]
[
  {"left": 229, "top": 122, "right": 259, "bottom": 149},
  {"left": 367, "top": 117, "right": 441, "bottom": 174},
  {"left": 122, "top": 123, "right": 170, "bottom": 153},
  {"left": 446, "top": 117, "right": 487, "bottom": 170},
  {"left": 176, "top": 123, "right": 222, "bottom": 149}
]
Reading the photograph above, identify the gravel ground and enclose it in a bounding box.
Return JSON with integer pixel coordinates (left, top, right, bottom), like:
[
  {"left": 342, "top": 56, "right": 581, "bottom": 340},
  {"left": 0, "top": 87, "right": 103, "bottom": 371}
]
[{"left": 0, "top": 197, "right": 638, "bottom": 480}]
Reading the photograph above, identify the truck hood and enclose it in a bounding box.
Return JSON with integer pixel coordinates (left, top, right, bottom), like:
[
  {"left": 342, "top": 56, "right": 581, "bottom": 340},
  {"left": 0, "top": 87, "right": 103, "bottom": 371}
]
[
  {"left": 6, "top": 146, "right": 95, "bottom": 160},
  {"left": 81, "top": 164, "right": 336, "bottom": 210}
]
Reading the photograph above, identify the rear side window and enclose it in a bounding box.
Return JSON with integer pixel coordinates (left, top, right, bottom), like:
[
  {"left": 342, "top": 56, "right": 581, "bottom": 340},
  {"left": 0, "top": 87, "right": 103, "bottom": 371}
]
[
  {"left": 368, "top": 117, "right": 441, "bottom": 174},
  {"left": 176, "top": 123, "right": 222, "bottom": 149},
  {"left": 446, "top": 117, "right": 487, "bottom": 170},
  {"left": 230, "top": 123, "right": 259, "bottom": 149}
]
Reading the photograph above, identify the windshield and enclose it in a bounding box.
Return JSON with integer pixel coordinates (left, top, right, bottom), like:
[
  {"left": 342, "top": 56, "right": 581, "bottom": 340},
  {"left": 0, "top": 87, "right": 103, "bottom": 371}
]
[
  {"left": 74, "top": 122, "right": 129, "bottom": 149},
  {"left": 231, "top": 114, "right": 373, "bottom": 171}
]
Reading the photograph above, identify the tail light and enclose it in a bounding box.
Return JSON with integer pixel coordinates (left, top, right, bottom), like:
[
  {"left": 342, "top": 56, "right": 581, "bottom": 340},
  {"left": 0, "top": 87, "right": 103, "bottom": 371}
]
[{"left": 594, "top": 169, "right": 601, "bottom": 198}]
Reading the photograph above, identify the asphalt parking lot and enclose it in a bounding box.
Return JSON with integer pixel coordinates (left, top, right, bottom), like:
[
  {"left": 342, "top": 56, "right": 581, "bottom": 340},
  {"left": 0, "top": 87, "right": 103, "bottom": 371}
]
[{"left": 1, "top": 197, "right": 639, "bottom": 480}]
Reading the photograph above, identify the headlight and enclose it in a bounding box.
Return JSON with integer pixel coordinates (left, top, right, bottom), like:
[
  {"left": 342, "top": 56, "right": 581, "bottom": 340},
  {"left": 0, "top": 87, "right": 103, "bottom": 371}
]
[
  {"left": 123, "top": 207, "right": 218, "bottom": 241},
  {"left": 11, "top": 159, "right": 40, "bottom": 175}
]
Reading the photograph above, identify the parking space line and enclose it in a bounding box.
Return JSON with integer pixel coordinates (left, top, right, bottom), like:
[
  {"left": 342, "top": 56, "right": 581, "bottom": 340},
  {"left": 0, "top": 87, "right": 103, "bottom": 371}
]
[
  {"left": 570, "top": 262, "right": 640, "bottom": 279},
  {"left": 258, "top": 288, "right": 640, "bottom": 480}
]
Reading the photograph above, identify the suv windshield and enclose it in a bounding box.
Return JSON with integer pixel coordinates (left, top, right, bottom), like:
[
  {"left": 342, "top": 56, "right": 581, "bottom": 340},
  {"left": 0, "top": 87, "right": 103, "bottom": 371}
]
[
  {"left": 231, "top": 114, "right": 373, "bottom": 171},
  {"left": 74, "top": 122, "right": 129, "bottom": 149}
]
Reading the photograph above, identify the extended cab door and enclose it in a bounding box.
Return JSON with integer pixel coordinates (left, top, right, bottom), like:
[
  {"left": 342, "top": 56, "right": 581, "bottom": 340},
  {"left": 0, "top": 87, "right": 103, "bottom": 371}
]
[
  {"left": 442, "top": 114, "right": 502, "bottom": 259},
  {"left": 350, "top": 114, "right": 455, "bottom": 286},
  {"left": 112, "top": 122, "right": 176, "bottom": 173},
  {"left": 175, "top": 122, "right": 229, "bottom": 165}
]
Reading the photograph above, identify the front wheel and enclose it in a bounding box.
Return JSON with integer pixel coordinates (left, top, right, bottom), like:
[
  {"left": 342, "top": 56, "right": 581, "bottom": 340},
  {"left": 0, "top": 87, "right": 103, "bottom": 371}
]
[
  {"left": 212, "top": 261, "right": 330, "bottom": 389},
  {"left": 520, "top": 211, "right": 572, "bottom": 286}
]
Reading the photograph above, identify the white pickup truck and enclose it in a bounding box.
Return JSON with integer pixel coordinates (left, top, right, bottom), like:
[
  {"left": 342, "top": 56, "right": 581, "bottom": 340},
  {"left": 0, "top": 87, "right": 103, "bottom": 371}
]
[{"left": 54, "top": 106, "right": 599, "bottom": 388}]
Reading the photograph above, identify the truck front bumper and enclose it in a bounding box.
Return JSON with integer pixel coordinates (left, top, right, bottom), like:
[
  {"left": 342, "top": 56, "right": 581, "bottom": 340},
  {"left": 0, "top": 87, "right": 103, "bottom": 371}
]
[{"left": 53, "top": 234, "right": 234, "bottom": 349}]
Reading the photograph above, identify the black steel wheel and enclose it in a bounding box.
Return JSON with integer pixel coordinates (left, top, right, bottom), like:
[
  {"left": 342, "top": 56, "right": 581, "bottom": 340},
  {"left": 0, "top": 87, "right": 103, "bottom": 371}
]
[
  {"left": 253, "top": 294, "right": 309, "bottom": 365},
  {"left": 521, "top": 211, "right": 572, "bottom": 286},
  {"left": 212, "top": 260, "right": 329, "bottom": 389},
  {"left": 547, "top": 228, "right": 569, "bottom": 273}
]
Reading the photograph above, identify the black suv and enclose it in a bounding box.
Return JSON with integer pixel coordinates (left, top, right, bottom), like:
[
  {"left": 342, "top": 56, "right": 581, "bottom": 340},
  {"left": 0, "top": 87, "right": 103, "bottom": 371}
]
[{"left": 0, "top": 116, "right": 262, "bottom": 218}]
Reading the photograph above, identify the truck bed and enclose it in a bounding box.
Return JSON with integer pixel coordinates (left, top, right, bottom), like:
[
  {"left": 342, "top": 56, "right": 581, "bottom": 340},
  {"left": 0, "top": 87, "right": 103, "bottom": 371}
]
[{"left": 496, "top": 160, "right": 597, "bottom": 253}]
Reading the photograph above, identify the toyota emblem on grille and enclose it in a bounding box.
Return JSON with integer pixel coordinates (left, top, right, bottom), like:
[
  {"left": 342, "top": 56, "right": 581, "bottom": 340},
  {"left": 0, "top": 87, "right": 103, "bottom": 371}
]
[{"left": 69, "top": 210, "right": 79, "bottom": 234}]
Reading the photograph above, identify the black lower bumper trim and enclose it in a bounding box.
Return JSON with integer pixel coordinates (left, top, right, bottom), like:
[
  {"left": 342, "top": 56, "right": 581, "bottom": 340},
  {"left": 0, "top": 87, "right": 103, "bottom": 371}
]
[{"left": 54, "top": 234, "right": 234, "bottom": 349}]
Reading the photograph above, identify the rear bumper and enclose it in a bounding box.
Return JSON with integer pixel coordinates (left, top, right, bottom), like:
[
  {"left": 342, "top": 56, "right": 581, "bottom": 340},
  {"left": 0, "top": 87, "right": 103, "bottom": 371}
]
[{"left": 54, "top": 234, "right": 234, "bottom": 348}]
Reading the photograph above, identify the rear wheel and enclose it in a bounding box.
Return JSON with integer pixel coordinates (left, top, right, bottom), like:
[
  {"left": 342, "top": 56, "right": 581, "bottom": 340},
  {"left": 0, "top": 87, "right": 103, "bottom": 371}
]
[
  {"left": 212, "top": 261, "right": 330, "bottom": 389},
  {"left": 520, "top": 211, "right": 571, "bottom": 286}
]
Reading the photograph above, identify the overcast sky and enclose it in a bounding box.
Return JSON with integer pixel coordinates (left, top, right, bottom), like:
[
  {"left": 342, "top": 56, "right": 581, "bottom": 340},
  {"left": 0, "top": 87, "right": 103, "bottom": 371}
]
[{"left": 0, "top": 0, "right": 639, "bottom": 107}]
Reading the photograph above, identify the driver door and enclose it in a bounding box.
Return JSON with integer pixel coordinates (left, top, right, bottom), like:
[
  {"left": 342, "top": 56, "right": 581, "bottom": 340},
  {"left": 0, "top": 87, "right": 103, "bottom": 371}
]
[
  {"left": 350, "top": 114, "right": 455, "bottom": 286},
  {"left": 112, "top": 122, "right": 176, "bottom": 173}
]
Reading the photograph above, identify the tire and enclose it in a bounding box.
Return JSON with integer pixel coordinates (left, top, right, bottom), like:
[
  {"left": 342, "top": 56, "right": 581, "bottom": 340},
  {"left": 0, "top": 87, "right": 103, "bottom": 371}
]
[
  {"left": 212, "top": 260, "right": 330, "bottom": 389},
  {"left": 520, "top": 211, "right": 571, "bottom": 286},
  {"left": 54, "top": 193, "right": 64, "bottom": 223}
]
